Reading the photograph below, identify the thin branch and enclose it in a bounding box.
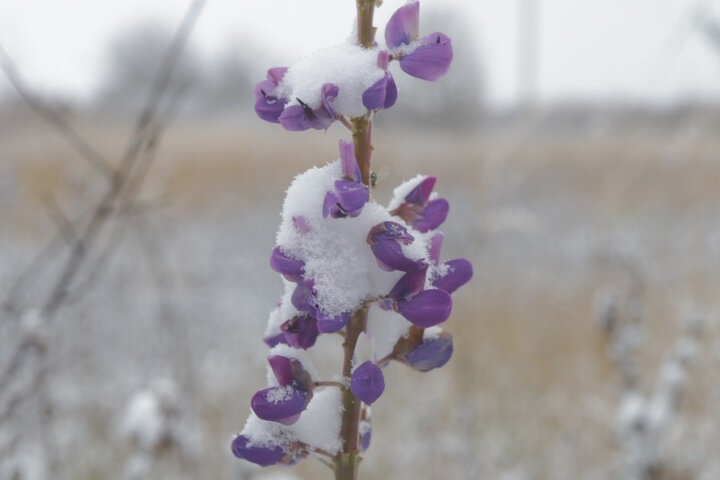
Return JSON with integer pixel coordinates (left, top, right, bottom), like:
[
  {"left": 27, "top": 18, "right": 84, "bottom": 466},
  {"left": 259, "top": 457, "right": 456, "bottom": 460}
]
[{"left": 0, "top": 44, "right": 115, "bottom": 179}]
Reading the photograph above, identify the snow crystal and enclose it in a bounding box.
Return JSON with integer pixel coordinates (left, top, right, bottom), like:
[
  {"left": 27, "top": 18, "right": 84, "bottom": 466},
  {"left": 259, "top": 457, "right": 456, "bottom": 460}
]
[
  {"left": 241, "top": 413, "right": 290, "bottom": 448},
  {"left": 265, "top": 385, "right": 295, "bottom": 404},
  {"left": 277, "top": 161, "right": 417, "bottom": 316},
  {"left": 291, "top": 388, "right": 343, "bottom": 454},
  {"left": 366, "top": 303, "right": 410, "bottom": 359},
  {"left": 423, "top": 326, "right": 442, "bottom": 340},
  {"left": 264, "top": 279, "right": 299, "bottom": 338},
  {"left": 278, "top": 42, "right": 385, "bottom": 118}
]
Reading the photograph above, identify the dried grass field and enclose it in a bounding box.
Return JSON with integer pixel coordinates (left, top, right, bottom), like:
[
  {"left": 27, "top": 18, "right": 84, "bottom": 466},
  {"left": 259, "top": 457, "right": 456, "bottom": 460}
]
[{"left": 1, "top": 112, "right": 720, "bottom": 479}]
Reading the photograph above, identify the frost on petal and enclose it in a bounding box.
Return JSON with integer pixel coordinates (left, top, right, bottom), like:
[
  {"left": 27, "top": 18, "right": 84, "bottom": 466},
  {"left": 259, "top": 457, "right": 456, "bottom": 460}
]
[
  {"left": 412, "top": 198, "right": 449, "bottom": 233},
  {"left": 397, "top": 289, "right": 452, "bottom": 327},
  {"left": 428, "top": 232, "right": 444, "bottom": 266},
  {"left": 400, "top": 32, "right": 453, "bottom": 81},
  {"left": 403, "top": 331, "right": 454, "bottom": 372},
  {"left": 370, "top": 239, "right": 425, "bottom": 272},
  {"left": 316, "top": 310, "right": 350, "bottom": 333},
  {"left": 385, "top": 1, "right": 420, "bottom": 49},
  {"left": 433, "top": 258, "right": 473, "bottom": 294},
  {"left": 231, "top": 434, "right": 286, "bottom": 467},
  {"left": 350, "top": 361, "right": 385, "bottom": 405},
  {"left": 251, "top": 386, "right": 310, "bottom": 424},
  {"left": 405, "top": 175, "right": 436, "bottom": 206}
]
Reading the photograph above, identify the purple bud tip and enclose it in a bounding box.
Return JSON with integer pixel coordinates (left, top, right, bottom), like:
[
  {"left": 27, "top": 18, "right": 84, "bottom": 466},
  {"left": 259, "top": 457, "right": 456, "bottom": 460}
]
[
  {"left": 377, "top": 50, "right": 390, "bottom": 70},
  {"left": 350, "top": 361, "right": 385, "bottom": 405},
  {"left": 339, "top": 140, "right": 361, "bottom": 182},
  {"left": 397, "top": 289, "right": 452, "bottom": 327},
  {"left": 385, "top": 1, "right": 420, "bottom": 49},
  {"left": 263, "top": 332, "right": 288, "bottom": 348},
  {"left": 428, "top": 232, "right": 444, "bottom": 266},
  {"left": 367, "top": 221, "right": 415, "bottom": 245},
  {"left": 404, "top": 332, "right": 454, "bottom": 372},
  {"left": 316, "top": 311, "right": 350, "bottom": 333},
  {"left": 231, "top": 435, "right": 286, "bottom": 467},
  {"left": 251, "top": 386, "right": 309, "bottom": 424},
  {"left": 434, "top": 258, "right": 473, "bottom": 295},
  {"left": 405, "top": 176, "right": 437, "bottom": 206},
  {"left": 268, "top": 355, "right": 293, "bottom": 386},
  {"left": 270, "top": 246, "right": 305, "bottom": 281},
  {"left": 370, "top": 239, "right": 426, "bottom": 272},
  {"left": 360, "top": 427, "right": 372, "bottom": 452},
  {"left": 266, "top": 67, "right": 288, "bottom": 85},
  {"left": 400, "top": 32, "right": 453, "bottom": 82},
  {"left": 412, "top": 198, "right": 449, "bottom": 233}
]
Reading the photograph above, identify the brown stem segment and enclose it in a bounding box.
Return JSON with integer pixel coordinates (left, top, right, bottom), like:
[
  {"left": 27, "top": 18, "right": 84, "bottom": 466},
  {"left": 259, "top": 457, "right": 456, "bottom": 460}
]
[
  {"left": 335, "top": 307, "right": 368, "bottom": 480},
  {"left": 351, "top": 117, "right": 373, "bottom": 187},
  {"left": 356, "top": 0, "right": 377, "bottom": 48}
]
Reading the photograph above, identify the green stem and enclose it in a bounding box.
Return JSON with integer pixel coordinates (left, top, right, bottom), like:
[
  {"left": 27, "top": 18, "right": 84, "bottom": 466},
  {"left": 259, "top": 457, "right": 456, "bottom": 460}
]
[
  {"left": 335, "top": 307, "right": 368, "bottom": 480},
  {"left": 356, "top": 0, "right": 377, "bottom": 48}
]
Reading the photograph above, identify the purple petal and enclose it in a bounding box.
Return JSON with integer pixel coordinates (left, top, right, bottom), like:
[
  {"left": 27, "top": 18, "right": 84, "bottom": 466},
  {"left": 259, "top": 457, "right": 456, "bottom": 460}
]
[
  {"left": 292, "top": 215, "right": 311, "bottom": 234},
  {"left": 377, "top": 50, "right": 390, "bottom": 70},
  {"left": 334, "top": 179, "right": 368, "bottom": 214},
  {"left": 403, "top": 332, "right": 453, "bottom": 372},
  {"left": 270, "top": 246, "right": 305, "bottom": 282},
  {"left": 254, "top": 94, "right": 287, "bottom": 124},
  {"left": 290, "top": 281, "right": 315, "bottom": 313},
  {"left": 231, "top": 435, "right": 286, "bottom": 467},
  {"left": 278, "top": 105, "right": 311, "bottom": 131},
  {"left": 267, "top": 67, "right": 288, "bottom": 85},
  {"left": 281, "top": 315, "right": 319, "bottom": 350},
  {"left": 367, "top": 221, "right": 415, "bottom": 245},
  {"left": 384, "top": 73, "right": 398, "bottom": 108},
  {"left": 397, "top": 289, "right": 452, "bottom": 327},
  {"left": 350, "top": 361, "right": 385, "bottom": 405},
  {"left": 263, "top": 332, "right": 288, "bottom": 348},
  {"left": 360, "top": 424, "right": 372, "bottom": 452},
  {"left": 339, "top": 140, "right": 361, "bottom": 181},
  {"left": 385, "top": 1, "right": 420, "bottom": 49},
  {"left": 428, "top": 232, "right": 444, "bottom": 266},
  {"left": 388, "top": 267, "right": 428, "bottom": 300},
  {"left": 371, "top": 239, "right": 425, "bottom": 272},
  {"left": 400, "top": 32, "right": 453, "bottom": 81},
  {"left": 362, "top": 75, "right": 389, "bottom": 111},
  {"left": 320, "top": 83, "right": 339, "bottom": 118},
  {"left": 323, "top": 191, "right": 341, "bottom": 219},
  {"left": 316, "top": 310, "right": 350, "bottom": 333},
  {"left": 268, "top": 355, "right": 293, "bottom": 386},
  {"left": 251, "top": 386, "right": 309, "bottom": 424},
  {"left": 405, "top": 176, "right": 437, "bottom": 206},
  {"left": 434, "top": 258, "right": 473, "bottom": 295},
  {"left": 412, "top": 198, "right": 449, "bottom": 233}
]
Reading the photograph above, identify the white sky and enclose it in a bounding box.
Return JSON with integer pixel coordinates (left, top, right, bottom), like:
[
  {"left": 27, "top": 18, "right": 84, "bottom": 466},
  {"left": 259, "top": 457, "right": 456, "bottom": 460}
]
[{"left": 1, "top": 0, "right": 720, "bottom": 106}]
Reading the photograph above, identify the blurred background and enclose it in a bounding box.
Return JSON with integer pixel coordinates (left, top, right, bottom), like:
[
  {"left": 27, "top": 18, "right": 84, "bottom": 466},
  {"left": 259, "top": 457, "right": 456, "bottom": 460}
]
[{"left": 2, "top": 0, "right": 720, "bottom": 479}]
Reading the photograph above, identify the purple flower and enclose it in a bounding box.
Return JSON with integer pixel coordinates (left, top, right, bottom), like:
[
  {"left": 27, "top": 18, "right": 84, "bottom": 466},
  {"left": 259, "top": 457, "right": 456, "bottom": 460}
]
[
  {"left": 403, "top": 331, "right": 453, "bottom": 372},
  {"left": 387, "top": 268, "right": 428, "bottom": 301},
  {"left": 385, "top": 1, "right": 420, "bottom": 49},
  {"left": 350, "top": 361, "right": 385, "bottom": 405},
  {"left": 231, "top": 435, "right": 287, "bottom": 467},
  {"left": 279, "top": 83, "right": 339, "bottom": 131},
  {"left": 362, "top": 54, "right": 398, "bottom": 112},
  {"left": 270, "top": 246, "right": 305, "bottom": 282},
  {"left": 281, "top": 315, "right": 319, "bottom": 350},
  {"left": 359, "top": 414, "right": 372, "bottom": 452},
  {"left": 385, "top": 2, "right": 453, "bottom": 82},
  {"left": 433, "top": 258, "right": 473, "bottom": 295},
  {"left": 367, "top": 222, "right": 426, "bottom": 272},
  {"left": 251, "top": 385, "right": 310, "bottom": 425},
  {"left": 263, "top": 332, "right": 288, "bottom": 348},
  {"left": 316, "top": 310, "right": 350, "bottom": 333},
  {"left": 397, "top": 289, "right": 452, "bottom": 328},
  {"left": 290, "top": 280, "right": 317, "bottom": 315},
  {"left": 399, "top": 32, "right": 453, "bottom": 81},
  {"left": 268, "top": 354, "right": 314, "bottom": 391},
  {"left": 254, "top": 67, "right": 288, "bottom": 123},
  {"left": 391, "top": 176, "right": 449, "bottom": 232},
  {"left": 324, "top": 141, "right": 369, "bottom": 219}
]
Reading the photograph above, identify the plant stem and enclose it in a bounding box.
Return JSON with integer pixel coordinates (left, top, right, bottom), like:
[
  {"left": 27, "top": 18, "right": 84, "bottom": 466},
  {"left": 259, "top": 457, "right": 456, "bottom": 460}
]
[
  {"left": 335, "top": 307, "right": 368, "bottom": 480},
  {"left": 334, "top": 3, "right": 377, "bottom": 480}
]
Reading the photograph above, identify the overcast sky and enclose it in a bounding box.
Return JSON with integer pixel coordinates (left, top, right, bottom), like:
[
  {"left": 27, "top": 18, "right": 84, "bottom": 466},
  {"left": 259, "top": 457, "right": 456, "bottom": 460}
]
[{"left": 1, "top": 0, "right": 720, "bottom": 106}]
